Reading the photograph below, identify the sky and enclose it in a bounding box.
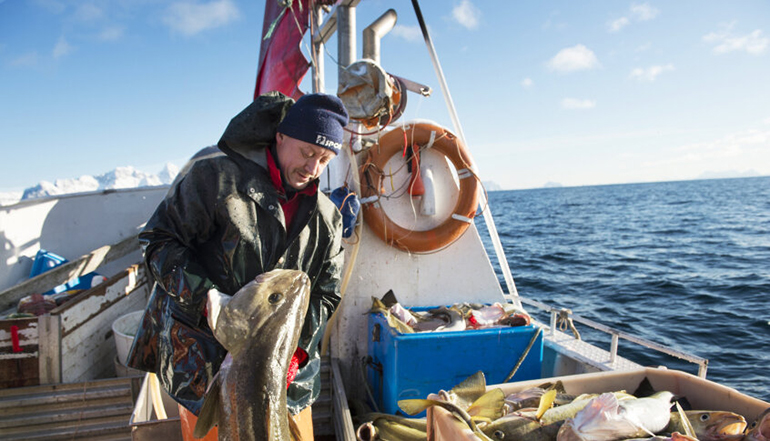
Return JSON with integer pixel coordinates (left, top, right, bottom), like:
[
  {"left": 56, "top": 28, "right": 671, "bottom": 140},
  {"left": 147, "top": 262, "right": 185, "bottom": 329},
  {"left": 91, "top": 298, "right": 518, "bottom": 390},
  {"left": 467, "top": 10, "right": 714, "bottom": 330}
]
[{"left": 1, "top": 0, "right": 769, "bottom": 192}]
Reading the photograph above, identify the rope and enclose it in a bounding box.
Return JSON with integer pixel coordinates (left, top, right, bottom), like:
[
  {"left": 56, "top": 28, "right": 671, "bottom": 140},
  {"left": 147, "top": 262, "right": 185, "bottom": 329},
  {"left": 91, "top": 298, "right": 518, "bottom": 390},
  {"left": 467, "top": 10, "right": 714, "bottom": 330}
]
[
  {"left": 503, "top": 326, "right": 543, "bottom": 383},
  {"left": 557, "top": 308, "right": 581, "bottom": 340}
]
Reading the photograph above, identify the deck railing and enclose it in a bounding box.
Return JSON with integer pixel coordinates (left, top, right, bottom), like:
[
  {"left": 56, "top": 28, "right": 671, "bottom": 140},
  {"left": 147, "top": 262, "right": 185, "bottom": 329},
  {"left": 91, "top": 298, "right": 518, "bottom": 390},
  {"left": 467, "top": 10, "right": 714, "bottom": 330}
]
[{"left": 511, "top": 295, "right": 709, "bottom": 378}]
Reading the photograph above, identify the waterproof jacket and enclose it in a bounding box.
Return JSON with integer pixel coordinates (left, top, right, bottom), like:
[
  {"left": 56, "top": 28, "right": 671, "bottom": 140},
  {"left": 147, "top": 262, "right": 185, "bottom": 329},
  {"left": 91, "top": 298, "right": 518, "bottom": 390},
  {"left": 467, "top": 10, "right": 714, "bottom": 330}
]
[{"left": 126, "top": 92, "right": 344, "bottom": 415}]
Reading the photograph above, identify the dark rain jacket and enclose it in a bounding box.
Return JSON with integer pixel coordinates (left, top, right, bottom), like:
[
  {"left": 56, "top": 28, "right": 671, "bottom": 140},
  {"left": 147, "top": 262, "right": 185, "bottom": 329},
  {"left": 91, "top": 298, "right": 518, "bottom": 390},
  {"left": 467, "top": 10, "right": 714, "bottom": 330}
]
[{"left": 126, "top": 92, "right": 344, "bottom": 415}]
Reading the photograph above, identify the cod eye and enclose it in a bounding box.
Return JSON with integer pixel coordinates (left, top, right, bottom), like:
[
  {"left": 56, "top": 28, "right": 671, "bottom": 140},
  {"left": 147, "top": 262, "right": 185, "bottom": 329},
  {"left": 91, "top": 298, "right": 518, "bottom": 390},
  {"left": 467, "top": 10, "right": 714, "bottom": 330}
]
[
  {"left": 700, "top": 414, "right": 710, "bottom": 422},
  {"left": 494, "top": 430, "right": 505, "bottom": 439},
  {"left": 268, "top": 292, "right": 283, "bottom": 304}
]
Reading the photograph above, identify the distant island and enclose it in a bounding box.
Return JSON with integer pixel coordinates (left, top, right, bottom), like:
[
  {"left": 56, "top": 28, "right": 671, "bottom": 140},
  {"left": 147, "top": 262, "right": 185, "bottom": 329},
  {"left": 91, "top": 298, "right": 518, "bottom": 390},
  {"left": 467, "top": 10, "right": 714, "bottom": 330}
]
[
  {"left": 483, "top": 181, "right": 503, "bottom": 191},
  {"left": 543, "top": 181, "right": 563, "bottom": 188}
]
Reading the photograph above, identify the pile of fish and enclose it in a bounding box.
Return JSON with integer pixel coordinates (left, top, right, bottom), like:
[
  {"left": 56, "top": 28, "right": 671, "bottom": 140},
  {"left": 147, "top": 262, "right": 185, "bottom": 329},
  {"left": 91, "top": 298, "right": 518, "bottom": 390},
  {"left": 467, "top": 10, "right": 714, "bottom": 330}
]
[
  {"left": 368, "top": 290, "right": 531, "bottom": 333},
  {"left": 354, "top": 372, "right": 770, "bottom": 441}
]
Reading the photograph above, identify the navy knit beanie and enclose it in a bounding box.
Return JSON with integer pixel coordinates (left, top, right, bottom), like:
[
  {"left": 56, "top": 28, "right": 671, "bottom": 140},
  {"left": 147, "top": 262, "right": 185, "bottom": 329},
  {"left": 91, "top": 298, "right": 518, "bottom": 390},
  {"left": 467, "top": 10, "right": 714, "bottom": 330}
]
[{"left": 277, "top": 93, "right": 349, "bottom": 155}]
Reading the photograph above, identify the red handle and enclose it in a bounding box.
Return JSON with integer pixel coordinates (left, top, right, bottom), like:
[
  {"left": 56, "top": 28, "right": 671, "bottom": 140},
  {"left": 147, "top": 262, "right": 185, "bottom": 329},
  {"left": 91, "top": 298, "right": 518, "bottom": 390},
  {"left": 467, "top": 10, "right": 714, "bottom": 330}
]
[{"left": 11, "top": 325, "right": 22, "bottom": 353}]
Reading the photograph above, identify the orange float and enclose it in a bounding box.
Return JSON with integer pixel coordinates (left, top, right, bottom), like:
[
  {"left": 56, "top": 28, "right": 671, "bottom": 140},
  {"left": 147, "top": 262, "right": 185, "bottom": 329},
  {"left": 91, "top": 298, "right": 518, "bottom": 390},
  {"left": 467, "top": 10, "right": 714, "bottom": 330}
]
[{"left": 360, "top": 122, "right": 479, "bottom": 253}]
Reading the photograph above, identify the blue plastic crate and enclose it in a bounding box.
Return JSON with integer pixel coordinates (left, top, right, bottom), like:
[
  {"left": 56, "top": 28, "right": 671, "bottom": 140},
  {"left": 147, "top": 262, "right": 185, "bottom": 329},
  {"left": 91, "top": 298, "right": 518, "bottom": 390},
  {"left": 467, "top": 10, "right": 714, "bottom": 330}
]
[
  {"left": 366, "top": 309, "right": 543, "bottom": 415},
  {"left": 28, "top": 250, "right": 103, "bottom": 295},
  {"left": 29, "top": 250, "right": 68, "bottom": 278}
]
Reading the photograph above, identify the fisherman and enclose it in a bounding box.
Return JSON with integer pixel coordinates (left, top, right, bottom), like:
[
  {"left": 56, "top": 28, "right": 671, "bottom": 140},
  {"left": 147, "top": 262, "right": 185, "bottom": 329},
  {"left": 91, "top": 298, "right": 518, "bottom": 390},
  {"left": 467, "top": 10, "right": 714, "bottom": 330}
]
[{"left": 126, "top": 91, "right": 349, "bottom": 440}]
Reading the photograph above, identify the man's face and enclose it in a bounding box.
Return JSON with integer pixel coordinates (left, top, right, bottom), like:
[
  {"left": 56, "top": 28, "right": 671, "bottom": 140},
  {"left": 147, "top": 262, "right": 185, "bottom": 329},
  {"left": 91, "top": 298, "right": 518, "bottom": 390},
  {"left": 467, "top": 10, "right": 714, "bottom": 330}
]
[{"left": 275, "top": 133, "right": 337, "bottom": 190}]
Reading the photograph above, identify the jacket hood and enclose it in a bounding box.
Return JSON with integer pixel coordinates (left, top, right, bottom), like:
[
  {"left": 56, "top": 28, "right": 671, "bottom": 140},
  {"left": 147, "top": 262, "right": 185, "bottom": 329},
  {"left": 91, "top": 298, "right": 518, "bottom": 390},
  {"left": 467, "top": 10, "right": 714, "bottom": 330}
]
[{"left": 218, "top": 91, "right": 295, "bottom": 160}]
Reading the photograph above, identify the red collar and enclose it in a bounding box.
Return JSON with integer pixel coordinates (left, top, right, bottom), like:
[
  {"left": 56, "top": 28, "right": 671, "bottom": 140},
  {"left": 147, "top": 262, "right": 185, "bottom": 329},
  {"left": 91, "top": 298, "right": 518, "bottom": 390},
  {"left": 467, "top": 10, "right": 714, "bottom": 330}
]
[{"left": 265, "top": 148, "right": 317, "bottom": 198}]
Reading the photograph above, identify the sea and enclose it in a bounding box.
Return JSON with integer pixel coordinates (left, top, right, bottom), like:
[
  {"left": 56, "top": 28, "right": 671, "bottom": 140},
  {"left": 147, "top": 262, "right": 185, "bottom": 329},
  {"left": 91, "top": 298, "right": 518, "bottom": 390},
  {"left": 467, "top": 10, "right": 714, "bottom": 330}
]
[{"left": 477, "top": 175, "right": 770, "bottom": 402}]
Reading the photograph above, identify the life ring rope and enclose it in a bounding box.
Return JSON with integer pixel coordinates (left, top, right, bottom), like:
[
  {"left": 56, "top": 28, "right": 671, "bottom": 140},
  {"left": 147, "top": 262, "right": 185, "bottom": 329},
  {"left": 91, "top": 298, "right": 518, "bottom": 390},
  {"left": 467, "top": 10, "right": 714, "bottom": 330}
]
[{"left": 359, "top": 122, "right": 483, "bottom": 254}]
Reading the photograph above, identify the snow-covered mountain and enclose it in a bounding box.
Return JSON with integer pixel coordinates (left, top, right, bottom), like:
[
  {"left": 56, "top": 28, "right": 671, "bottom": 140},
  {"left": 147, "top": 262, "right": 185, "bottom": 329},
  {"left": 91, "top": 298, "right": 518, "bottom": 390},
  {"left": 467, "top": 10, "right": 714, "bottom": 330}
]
[{"left": 1, "top": 163, "right": 179, "bottom": 206}]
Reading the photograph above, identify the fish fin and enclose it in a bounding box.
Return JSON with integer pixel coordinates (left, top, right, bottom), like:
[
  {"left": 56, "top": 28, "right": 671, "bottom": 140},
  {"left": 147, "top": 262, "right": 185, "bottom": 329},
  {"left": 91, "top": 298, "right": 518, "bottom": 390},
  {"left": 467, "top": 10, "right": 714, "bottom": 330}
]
[
  {"left": 398, "top": 398, "right": 438, "bottom": 416},
  {"left": 193, "top": 378, "right": 222, "bottom": 439},
  {"left": 675, "top": 401, "right": 695, "bottom": 438},
  {"left": 451, "top": 371, "right": 487, "bottom": 409},
  {"left": 381, "top": 289, "right": 399, "bottom": 307},
  {"left": 288, "top": 411, "right": 303, "bottom": 441},
  {"left": 367, "top": 297, "right": 389, "bottom": 314},
  {"left": 467, "top": 388, "right": 506, "bottom": 421},
  {"left": 536, "top": 389, "right": 557, "bottom": 420}
]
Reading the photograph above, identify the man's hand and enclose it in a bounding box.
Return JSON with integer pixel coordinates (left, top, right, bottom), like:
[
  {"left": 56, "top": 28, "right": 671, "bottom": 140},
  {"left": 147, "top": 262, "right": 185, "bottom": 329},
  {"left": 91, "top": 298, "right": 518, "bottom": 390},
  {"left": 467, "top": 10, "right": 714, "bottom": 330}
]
[{"left": 206, "top": 287, "right": 232, "bottom": 333}]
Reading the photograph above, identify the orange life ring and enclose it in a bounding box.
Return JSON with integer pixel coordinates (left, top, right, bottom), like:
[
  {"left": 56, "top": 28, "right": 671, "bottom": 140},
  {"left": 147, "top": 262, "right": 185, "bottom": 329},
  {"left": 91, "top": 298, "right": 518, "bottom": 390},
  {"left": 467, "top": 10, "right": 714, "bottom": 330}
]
[{"left": 360, "top": 122, "right": 479, "bottom": 253}]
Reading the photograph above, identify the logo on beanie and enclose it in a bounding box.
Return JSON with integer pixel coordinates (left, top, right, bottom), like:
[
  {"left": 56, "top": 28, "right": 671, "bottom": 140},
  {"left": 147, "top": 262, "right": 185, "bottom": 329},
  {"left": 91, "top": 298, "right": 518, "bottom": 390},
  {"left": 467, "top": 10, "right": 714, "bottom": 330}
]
[{"left": 316, "top": 135, "right": 342, "bottom": 152}]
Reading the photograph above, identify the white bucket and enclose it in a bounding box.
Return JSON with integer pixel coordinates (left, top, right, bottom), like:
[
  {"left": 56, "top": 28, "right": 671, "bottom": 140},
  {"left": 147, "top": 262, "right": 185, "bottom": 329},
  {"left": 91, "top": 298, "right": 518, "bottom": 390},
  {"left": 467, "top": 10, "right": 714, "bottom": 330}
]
[{"left": 112, "top": 310, "right": 144, "bottom": 366}]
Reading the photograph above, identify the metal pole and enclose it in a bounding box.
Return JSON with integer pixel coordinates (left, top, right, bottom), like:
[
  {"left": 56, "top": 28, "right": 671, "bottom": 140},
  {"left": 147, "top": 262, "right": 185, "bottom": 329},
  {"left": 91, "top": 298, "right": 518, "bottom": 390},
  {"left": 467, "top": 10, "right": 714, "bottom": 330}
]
[
  {"left": 312, "top": 4, "right": 325, "bottom": 93},
  {"left": 337, "top": 4, "right": 356, "bottom": 78}
]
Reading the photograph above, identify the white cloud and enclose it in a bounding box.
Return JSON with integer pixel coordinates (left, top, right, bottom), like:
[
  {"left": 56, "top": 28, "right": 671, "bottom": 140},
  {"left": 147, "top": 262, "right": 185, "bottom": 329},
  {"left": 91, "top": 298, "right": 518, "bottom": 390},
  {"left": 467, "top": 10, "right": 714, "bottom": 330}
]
[
  {"left": 547, "top": 45, "right": 600, "bottom": 72},
  {"left": 521, "top": 78, "right": 533, "bottom": 88},
  {"left": 99, "top": 26, "right": 125, "bottom": 41},
  {"left": 630, "top": 3, "right": 659, "bottom": 21},
  {"left": 608, "top": 17, "right": 629, "bottom": 33},
  {"left": 452, "top": 0, "right": 481, "bottom": 30},
  {"left": 391, "top": 24, "right": 422, "bottom": 42},
  {"left": 163, "top": 0, "right": 240, "bottom": 36},
  {"left": 703, "top": 24, "right": 768, "bottom": 55},
  {"left": 629, "top": 64, "right": 674, "bottom": 82},
  {"left": 53, "top": 36, "right": 73, "bottom": 59},
  {"left": 764, "top": 117, "right": 770, "bottom": 125},
  {"left": 10, "top": 52, "right": 38, "bottom": 67},
  {"left": 609, "top": 3, "right": 659, "bottom": 33},
  {"left": 561, "top": 98, "right": 596, "bottom": 110}
]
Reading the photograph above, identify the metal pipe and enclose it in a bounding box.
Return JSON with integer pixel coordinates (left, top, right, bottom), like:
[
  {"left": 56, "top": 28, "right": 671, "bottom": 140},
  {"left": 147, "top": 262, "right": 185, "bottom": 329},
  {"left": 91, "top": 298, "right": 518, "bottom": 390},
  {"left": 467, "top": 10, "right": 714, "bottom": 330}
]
[
  {"left": 363, "top": 9, "right": 397, "bottom": 64},
  {"left": 337, "top": 4, "right": 356, "bottom": 79},
  {"left": 311, "top": 4, "right": 326, "bottom": 93},
  {"left": 610, "top": 333, "right": 619, "bottom": 364}
]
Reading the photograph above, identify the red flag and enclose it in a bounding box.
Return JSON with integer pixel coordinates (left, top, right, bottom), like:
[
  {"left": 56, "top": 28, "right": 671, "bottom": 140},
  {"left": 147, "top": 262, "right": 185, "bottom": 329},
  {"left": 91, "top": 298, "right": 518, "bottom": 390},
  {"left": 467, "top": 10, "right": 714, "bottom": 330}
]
[{"left": 254, "top": 0, "right": 311, "bottom": 100}]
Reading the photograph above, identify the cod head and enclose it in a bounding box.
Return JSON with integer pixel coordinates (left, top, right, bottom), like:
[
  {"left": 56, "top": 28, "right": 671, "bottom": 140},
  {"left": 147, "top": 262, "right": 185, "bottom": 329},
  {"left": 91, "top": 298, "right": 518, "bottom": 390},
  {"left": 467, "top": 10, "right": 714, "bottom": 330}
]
[{"left": 211, "top": 269, "right": 311, "bottom": 356}]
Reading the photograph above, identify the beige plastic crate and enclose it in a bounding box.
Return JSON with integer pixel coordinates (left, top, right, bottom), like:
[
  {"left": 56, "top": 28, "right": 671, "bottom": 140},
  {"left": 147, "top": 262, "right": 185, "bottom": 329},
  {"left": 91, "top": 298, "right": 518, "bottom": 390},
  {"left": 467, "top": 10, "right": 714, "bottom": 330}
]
[{"left": 428, "top": 367, "right": 769, "bottom": 440}]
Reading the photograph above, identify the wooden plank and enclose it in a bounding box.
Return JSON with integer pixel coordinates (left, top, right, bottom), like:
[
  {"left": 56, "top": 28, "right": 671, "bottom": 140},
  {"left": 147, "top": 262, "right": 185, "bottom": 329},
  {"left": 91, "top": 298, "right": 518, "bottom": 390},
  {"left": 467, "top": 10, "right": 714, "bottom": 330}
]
[
  {"left": 0, "top": 358, "right": 39, "bottom": 389},
  {"left": 56, "top": 265, "right": 145, "bottom": 337},
  {"left": 0, "top": 235, "right": 141, "bottom": 312},
  {"left": 37, "top": 314, "right": 61, "bottom": 384},
  {"left": 60, "top": 272, "right": 149, "bottom": 383},
  {"left": 0, "top": 318, "right": 38, "bottom": 353},
  {"left": 330, "top": 358, "right": 356, "bottom": 441},
  {"left": 0, "top": 318, "right": 40, "bottom": 388}
]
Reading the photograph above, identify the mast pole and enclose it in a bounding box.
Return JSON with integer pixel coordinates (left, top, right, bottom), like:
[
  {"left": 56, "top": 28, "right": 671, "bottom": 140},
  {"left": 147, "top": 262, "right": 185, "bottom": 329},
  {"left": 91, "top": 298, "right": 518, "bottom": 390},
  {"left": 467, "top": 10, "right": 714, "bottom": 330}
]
[{"left": 311, "top": 4, "right": 325, "bottom": 93}]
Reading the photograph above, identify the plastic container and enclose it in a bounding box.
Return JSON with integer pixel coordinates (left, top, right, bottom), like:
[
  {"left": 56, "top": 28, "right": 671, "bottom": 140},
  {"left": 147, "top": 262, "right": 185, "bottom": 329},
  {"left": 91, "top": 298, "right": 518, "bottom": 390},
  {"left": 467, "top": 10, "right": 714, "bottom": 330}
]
[
  {"left": 29, "top": 249, "right": 68, "bottom": 278},
  {"left": 112, "top": 310, "right": 144, "bottom": 366},
  {"left": 44, "top": 272, "right": 105, "bottom": 295},
  {"left": 367, "top": 311, "right": 543, "bottom": 415},
  {"left": 428, "top": 368, "right": 770, "bottom": 440}
]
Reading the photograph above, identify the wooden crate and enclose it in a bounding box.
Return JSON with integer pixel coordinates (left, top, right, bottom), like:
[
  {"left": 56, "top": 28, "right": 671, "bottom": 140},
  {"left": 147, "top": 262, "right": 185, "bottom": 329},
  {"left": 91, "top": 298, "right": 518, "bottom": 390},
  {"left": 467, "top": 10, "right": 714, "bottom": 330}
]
[
  {"left": 0, "top": 317, "right": 39, "bottom": 388},
  {"left": 0, "top": 236, "right": 150, "bottom": 388}
]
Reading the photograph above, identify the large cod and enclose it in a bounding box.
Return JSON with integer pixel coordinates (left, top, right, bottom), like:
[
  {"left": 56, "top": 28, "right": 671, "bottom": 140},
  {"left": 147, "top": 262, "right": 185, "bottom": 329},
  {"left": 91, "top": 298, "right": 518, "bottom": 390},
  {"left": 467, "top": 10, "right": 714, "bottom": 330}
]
[{"left": 193, "top": 269, "right": 312, "bottom": 441}]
